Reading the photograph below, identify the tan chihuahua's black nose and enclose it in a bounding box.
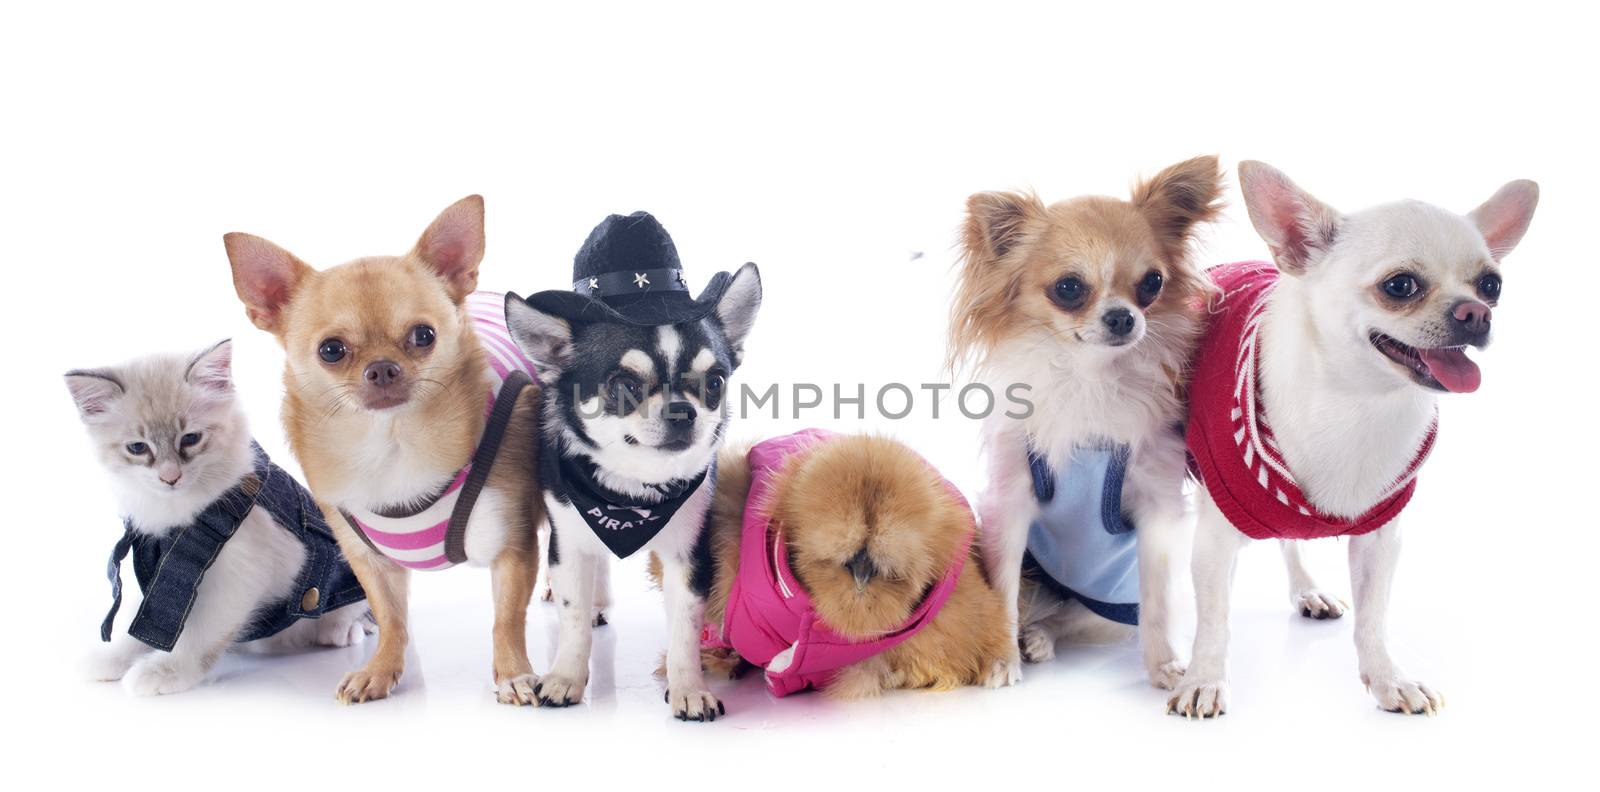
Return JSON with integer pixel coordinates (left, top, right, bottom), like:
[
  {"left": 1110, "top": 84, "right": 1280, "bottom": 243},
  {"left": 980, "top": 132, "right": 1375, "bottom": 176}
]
[
  {"left": 364, "top": 359, "right": 404, "bottom": 387},
  {"left": 844, "top": 549, "right": 877, "bottom": 592},
  {"left": 1102, "top": 308, "right": 1136, "bottom": 337}
]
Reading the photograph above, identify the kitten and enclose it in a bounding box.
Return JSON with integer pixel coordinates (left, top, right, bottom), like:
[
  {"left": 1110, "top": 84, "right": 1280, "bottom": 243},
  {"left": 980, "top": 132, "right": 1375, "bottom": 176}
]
[{"left": 68, "top": 340, "right": 369, "bottom": 696}]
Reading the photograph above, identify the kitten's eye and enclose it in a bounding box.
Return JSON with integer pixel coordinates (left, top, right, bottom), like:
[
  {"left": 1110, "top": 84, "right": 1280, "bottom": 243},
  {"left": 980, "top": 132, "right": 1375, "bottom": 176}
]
[
  {"left": 126, "top": 441, "right": 148, "bottom": 455},
  {"left": 1051, "top": 275, "right": 1088, "bottom": 309},
  {"left": 180, "top": 432, "right": 202, "bottom": 448},
  {"left": 318, "top": 339, "right": 348, "bottom": 364},
  {"left": 1478, "top": 272, "right": 1502, "bottom": 301},
  {"left": 1136, "top": 271, "right": 1165, "bottom": 307},
  {"left": 1381, "top": 273, "right": 1422, "bottom": 300},
  {"left": 410, "top": 325, "right": 436, "bottom": 348}
]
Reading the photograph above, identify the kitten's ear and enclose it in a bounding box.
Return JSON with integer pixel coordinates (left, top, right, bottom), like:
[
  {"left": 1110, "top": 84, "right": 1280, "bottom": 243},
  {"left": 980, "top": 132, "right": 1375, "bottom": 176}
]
[
  {"left": 1238, "top": 161, "right": 1341, "bottom": 275},
  {"left": 1470, "top": 180, "right": 1539, "bottom": 261},
  {"left": 186, "top": 339, "right": 234, "bottom": 393},
  {"left": 715, "top": 263, "right": 762, "bottom": 367},
  {"left": 504, "top": 293, "right": 573, "bottom": 378},
  {"left": 1133, "top": 155, "right": 1226, "bottom": 265},
  {"left": 64, "top": 369, "right": 124, "bottom": 421},
  {"left": 964, "top": 191, "right": 1044, "bottom": 261},
  {"left": 225, "top": 232, "right": 314, "bottom": 336},
  {"left": 412, "top": 195, "right": 485, "bottom": 303}
]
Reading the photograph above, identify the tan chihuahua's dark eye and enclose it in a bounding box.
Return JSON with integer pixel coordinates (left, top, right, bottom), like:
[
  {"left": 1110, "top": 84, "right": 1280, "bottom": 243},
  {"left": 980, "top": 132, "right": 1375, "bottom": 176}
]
[
  {"left": 1136, "top": 271, "right": 1164, "bottom": 307},
  {"left": 1478, "top": 272, "right": 1502, "bottom": 301},
  {"left": 318, "top": 339, "right": 347, "bottom": 364},
  {"left": 1051, "top": 275, "right": 1088, "bottom": 309},
  {"left": 1381, "top": 273, "right": 1422, "bottom": 300},
  {"left": 410, "top": 325, "right": 436, "bottom": 348}
]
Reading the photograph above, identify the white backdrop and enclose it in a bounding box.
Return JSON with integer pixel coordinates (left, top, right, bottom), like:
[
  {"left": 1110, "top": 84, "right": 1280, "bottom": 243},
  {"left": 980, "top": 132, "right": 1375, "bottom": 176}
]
[{"left": 4, "top": 2, "right": 1593, "bottom": 789}]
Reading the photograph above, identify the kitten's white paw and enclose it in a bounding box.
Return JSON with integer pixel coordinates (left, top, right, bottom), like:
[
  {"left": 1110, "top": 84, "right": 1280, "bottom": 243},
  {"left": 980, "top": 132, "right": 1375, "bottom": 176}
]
[
  {"left": 123, "top": 657, "right": 206, "bottom": 696},
  {"left": 1147, "top": 659, "right": 1187, "bottom": 690},
  {"left": 984, "top": 651, "right": 1023, "bottom": 688},
  {"left": 1366, "top": 675, "right": 1444, "bottom": 715},
  {"left": 667, "top": 686, "right": 724, "bottom": 722},
  {"left": 533, "top": 672, "right": 587, "bottom": 707},
  {"left": 1019, "top": 626, "right": 1056, "bottom": 664},
  {"left": 85, "top": 647, "right": 139, "bottom": 682},
  {"left": 1294, "top": 589, "right": 1349, "bottom": 620},
  {"left": 1167, "top": 676, "right": 1228, "bottom": 718},
  {"left": 496, "top": 673, "right": 540, "bottom": 706},
  {"left": 316, "top": 614, "right": 371, "bottom": 648}
]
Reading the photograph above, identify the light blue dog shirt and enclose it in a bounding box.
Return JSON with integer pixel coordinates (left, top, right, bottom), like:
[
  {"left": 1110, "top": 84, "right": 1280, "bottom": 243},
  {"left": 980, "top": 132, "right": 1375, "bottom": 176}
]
[{"left": 1024, "top": 444, "right": 1140, "bottom": 625}]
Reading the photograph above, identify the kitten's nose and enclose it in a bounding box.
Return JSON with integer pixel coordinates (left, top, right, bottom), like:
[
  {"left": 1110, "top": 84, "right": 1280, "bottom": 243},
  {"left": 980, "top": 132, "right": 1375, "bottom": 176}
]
[
  {"left": 1102, "top": 308, "right": 1136, "bottom": 337},
  {"left": 364, "top": 359, "right": 404, "bottom": 387},
  {"left": 159, "top": 470, "right": 182, "bottom": 487}
]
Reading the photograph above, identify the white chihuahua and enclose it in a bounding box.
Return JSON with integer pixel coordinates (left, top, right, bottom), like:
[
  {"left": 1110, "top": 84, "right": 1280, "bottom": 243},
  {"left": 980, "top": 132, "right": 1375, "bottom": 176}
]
[{"left": 1168, "top": 161, "right": 1537, "bottom": 717}]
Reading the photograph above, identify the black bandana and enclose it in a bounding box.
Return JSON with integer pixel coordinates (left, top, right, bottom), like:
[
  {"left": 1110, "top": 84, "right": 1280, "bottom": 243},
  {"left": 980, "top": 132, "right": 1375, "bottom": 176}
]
[{"left": 545, "top": 446, "right": 711, "bottom": 559}]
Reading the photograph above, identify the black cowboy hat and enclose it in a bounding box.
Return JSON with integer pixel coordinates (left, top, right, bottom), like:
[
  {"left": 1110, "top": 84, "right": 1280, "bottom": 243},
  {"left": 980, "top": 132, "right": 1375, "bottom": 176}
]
[{"left": 518, "top": 211, "right": 740, "bottom": 326}]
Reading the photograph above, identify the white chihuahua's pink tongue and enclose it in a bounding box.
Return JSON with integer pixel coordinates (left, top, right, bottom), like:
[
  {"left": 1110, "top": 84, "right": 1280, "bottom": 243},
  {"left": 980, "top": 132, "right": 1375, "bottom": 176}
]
[{"left": 1418, "top": 347, "right": 1481, "bottom": 393}]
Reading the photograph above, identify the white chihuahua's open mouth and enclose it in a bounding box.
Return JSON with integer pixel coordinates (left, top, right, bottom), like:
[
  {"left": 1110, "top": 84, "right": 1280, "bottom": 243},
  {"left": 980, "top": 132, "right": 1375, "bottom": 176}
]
[{"left": 1369, "top": 332, "right": 1481, "bottom": 394}]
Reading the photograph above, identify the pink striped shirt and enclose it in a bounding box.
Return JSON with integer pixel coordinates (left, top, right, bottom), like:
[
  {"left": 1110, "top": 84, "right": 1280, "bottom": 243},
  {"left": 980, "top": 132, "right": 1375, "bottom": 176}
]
[{"left": 341, "top": 292, "right": 538, "bottom": 570}]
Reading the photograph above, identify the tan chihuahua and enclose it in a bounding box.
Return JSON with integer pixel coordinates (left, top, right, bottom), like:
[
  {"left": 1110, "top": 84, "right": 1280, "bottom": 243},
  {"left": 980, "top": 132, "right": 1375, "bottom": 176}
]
[{"left": 224, "top": 196, "right": 544, "bottom": 705}]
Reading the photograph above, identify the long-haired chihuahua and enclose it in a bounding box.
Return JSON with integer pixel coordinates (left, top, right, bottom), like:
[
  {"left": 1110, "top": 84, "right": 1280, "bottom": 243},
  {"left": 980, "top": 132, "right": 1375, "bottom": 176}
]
[{"left": 949, "top": 155, "right": 1223, "bottom": 688}]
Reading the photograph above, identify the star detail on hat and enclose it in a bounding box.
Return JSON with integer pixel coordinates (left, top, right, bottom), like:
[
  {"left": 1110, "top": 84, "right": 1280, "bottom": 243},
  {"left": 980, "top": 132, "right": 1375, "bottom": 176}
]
[
  {"left": 633, "top": 272, "right": 650, "bottom": 288},
  {"left": 588, "top": 277, "right": 600, "bottom": 292}
]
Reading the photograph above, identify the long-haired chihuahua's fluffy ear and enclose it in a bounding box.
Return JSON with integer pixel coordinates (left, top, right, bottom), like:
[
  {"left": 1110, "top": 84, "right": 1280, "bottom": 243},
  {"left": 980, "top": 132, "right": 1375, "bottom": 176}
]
[
  {"left": 224, "top": 232, "right": 315, "bottom": 336},
  {"left": 412, "top": 195, "right": 485, "bottom": 303},
  {"left": 504, "top": 293, "right": 574, "bottom": 381},
  {"left": 64, "top": 369, "right": 124, "bottom": 422},
  {"left": 948, "top": 191, "right": 1044, "bottom": 372},
  {"left": 1470, "top": 180, "right": 1539, "bottom": 261},
  {"left": 715, "top": 262, "right": 762, "bottom": 368},
  {"left": 1132, "top": 155, "right": 1226, "bottom": 267},
  {"left": 1238, "top": 161, "right": 1341, "bottom": 274}
]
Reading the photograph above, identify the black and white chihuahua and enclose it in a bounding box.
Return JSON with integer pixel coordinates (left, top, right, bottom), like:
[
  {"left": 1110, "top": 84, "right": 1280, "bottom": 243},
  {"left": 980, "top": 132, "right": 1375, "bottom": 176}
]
[{"left": 506, "top": 215, "right": 760, "bottom": 721}]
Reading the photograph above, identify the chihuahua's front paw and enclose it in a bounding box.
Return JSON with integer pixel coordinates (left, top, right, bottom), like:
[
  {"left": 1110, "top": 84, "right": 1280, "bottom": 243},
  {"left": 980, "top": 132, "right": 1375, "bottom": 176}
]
[
  {"left": 1294, "top": 589, "right": 1349, "bottom": 620},
  {"left": 984, "top": 651, "right": 1024, "bottom": 688},
  {"left": 667, "top": 686, "right": 724, "bottom": 722},
  {"left": 1019, "top": 625, "right": 1056, "bottom": 664},
  {"left": 533, "top": 672, "right": 587, "bottom": 707},
  {"left": 496, "top": 673, "right": 540, "bottom": 706},
  {"left": 1167, "top": 676, "right": 1228, "bottom": 718},
  {"left": 1146, "top": 659, "right": 1187, "bottom": 690},
  {"left": 336, "top": 666, "right": 401, "bottom": 704},
  {"left": 123, "top": 657, "right": 205, "bottom": 696},
  {"left": 1365, "top": 675, "right": 1444, "bottom": 715}
]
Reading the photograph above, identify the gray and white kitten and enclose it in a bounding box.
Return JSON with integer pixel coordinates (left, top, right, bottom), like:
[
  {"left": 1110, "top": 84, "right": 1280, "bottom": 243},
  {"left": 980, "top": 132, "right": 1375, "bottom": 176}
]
[{"left": 67, "top": 340, "right": 368, "bottom": 696}]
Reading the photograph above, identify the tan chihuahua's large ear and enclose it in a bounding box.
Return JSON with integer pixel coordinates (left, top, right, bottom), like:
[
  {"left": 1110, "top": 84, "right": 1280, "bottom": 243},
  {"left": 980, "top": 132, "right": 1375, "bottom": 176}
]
[
  {"left": 1132, "top": 155, "right": 1226, "bottom": 265},
  {"left": 1237, "top": 161, "right": 1341, "bottom": 274},
  {"left": 1470, "top": 180, "right": 1539, "bottom": 261},
  {"left": 413, "top": 195, "right": 485, "bottom": 303},
  {"left": 963, "top": 191, "right": 1043, "bottom": 262},
  {"left": 224, "top": 232, "right": 315, "bottom": 335}
]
